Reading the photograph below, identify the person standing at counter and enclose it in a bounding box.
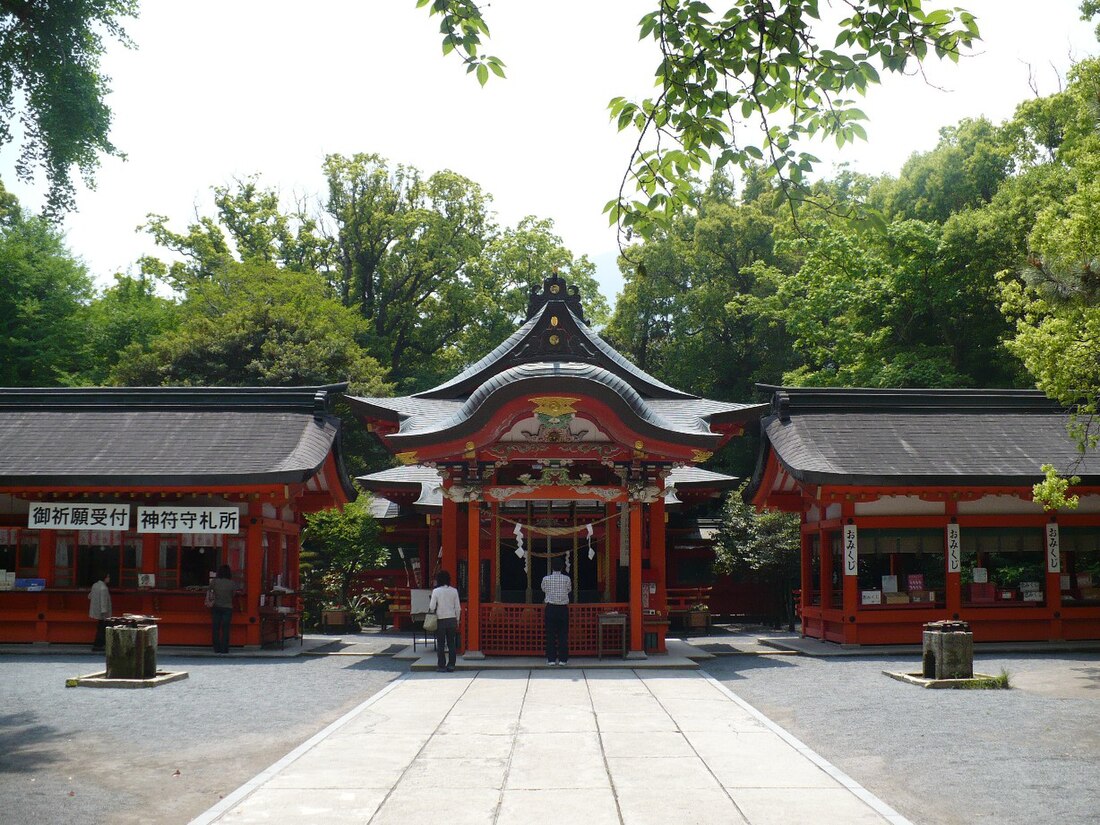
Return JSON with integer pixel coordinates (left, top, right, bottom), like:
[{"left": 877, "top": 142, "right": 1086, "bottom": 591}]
[
  {"left": 207, "top": 565, "right": 239, "bottom": 654},
  {"left": 88, "top": 573, "right": 112, "bottom": 651}
]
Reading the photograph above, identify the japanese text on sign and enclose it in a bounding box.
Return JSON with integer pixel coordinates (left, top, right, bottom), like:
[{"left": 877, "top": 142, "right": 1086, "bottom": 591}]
[
  {"left": 136, "top": 506, "right": 241, "bottom": 535},
  {"left": 28, "top": 502, "right": 130, "bottom": 531},
  {"left": 946, "top": 523, "right": 961, "bottom": 573},
  {"left": 843, "top": 524, "right": 858, "bottom": 576},
  {"left": 1046, "top": 523, "right": 1061, "bottom": 573}
]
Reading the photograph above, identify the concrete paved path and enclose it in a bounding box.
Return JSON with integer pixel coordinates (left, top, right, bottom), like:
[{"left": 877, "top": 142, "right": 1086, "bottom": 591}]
[{"left": 191, "top": 669, "right": 909, "bottom": 825}]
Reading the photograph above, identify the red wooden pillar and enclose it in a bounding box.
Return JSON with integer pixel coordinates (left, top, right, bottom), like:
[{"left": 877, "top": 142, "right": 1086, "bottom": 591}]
[
  {"left": 649, "top": 496, "right": 667, "bottom": 612},
  {"left": 841, "top": 508, "right": 858, "bottom": 643},
  {"left": 819, "top": 528, "right": 832, "bottom": 611},
  {"left": 427, "top": 513, "right": 440, "bottom": 585},
  {"left": 441, "top": 497, "right": 458, "bottom": 582},
  {"left": 37, "top": 531, "right": 55, "bottom": 642},
  {"left": 629, "top": 501, "right": 644, "bottom": 655},
  {"left": 1046, "top": 519, "right": 1063, "bottom": 640},
  {"left": 244, "top": 505, "right": 264, "bottom": 646},
  {"left": 800, "top": 527, "right": 813, "bottom": 637},
  {"left": 466, "top": 499, "right": 482, "bottom": 656},
  {"left": 605, "top": 503, "right": 618, "bottom": 602},
  {"left": 945, "top": 506, "right": 962, "bottom": 619}
]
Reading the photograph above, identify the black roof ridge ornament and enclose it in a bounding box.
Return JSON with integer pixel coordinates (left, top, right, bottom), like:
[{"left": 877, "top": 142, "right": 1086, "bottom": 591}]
[{"left": 526, "top": 269, "right": 586, "bottom": 324}]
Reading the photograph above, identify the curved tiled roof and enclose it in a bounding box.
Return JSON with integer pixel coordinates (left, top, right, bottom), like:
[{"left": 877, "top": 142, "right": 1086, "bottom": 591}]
[
  {"left": 357, "top": 464, "right": 739, "bottom": 517},
  {"left": 358, "top": 466, "right": 443, "bottom": 510},
  {"left": 0, "top": 386, "right": 355, "bottom": 495},
  {"left": 754, "top": 386, "right": 1096, "bottom": 487},
  {"left": 373, "top": 362, "right": 735, "bottom": 449},
  {"left": 417, "top": 303, "right": 695, "bottom": 401}
]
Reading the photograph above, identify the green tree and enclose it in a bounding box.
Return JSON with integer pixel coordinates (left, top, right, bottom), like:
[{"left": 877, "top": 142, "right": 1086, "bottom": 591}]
[
  {"left": 777, "top": 216, "right": 1021, "bottom": 388},
  {"left": 604, "top": 175, "right": 795, "bottom": 401},
  {"left": 0, "top": 192, "right": 94, "bottom": 384},
  {"left": 0, "top": 1, "right": 138, "bottom": 215},
  {"left": 110, "top": 261, "right": 391, "bottom": 394},
  {"left": 81, "top": 273, "right": 180, "bottom": 385},
  {"left": 999, "top": 58, "right": 1100, "bottom": 468},
  {"left": 300, "top": 495, "right": 388, "bottom": 625},
  {"left": 880, "top": 118, "right": 1014, "bottom": 223},
  {"left": 714, "top": 484, "right": 801, "bottom": 629}
]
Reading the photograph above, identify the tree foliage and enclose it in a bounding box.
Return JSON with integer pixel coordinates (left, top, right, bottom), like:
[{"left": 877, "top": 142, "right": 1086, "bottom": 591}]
[
  {"left": 999, "top": 57, "right": 1100, "bottom": 473},
  {"left": 138, "top": 158, "right": 604, "bottom": 394},
  {"left": 0, "top": 187, "right": 94, "bottom": 384},
  {"left": 301, "top": 495, "right": 388, "bottom": 612},
  {"left": 714, "top": 483, "right": 801, "bottom": 626},
  {"left": 110, "top": 260, "right": 391, "bottom": 393},
  {"left": 0, "top": 0, "right": 137, "bottom": 215}
]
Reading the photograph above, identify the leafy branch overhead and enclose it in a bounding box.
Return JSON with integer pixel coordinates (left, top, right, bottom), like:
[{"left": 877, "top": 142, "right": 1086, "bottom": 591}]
[
  {"left": 417, "top": 1, "right": 979, "bottom": 241},
  {"left": 417, "top": 0, "right": 505, "bottom": 86},
  {"left": 0, "top": 0, "right": 138, "bottom": 216}
]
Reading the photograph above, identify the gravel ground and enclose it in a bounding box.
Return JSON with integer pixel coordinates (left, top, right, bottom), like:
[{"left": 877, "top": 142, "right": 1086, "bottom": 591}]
[
  {"left": 5, "top": 632, "right": 1098, "bottom": 825},
  {"left": 0, "top": 639, "right": 405, "bottom": 825},
  {"left": 703, "top": 650, "right": 1100, "bottom": 825}
]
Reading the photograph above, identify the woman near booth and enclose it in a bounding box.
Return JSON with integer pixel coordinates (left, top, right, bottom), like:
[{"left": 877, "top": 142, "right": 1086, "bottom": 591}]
[{"left": 207, "top": 565, "right": 238, "bottom": 654}]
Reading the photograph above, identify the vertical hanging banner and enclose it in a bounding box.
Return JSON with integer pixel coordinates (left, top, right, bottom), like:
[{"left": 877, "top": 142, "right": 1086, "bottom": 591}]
[
  {"left": 1046, "top": 523, "right": 1061, "bottom": 573},
  {"left": 843, "top": 523, "right": 858, "bottom": 576},
  {"left": 946, "top": 523, "right": 961, "bottom": 574}
]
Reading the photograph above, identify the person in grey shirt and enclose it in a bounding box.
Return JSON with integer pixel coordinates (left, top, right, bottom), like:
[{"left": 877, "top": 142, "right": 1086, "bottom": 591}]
[{"left": 208, "top": 565, "right": 239, "bottom": 654}]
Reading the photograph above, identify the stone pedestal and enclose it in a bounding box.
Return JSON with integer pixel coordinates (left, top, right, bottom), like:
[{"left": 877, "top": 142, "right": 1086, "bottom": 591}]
[
  {"left": 106, "top": 624, "right": 158, "bottom": 679},
  {"left": 922, "top": 620, "right": 973, "bottom": 679}
]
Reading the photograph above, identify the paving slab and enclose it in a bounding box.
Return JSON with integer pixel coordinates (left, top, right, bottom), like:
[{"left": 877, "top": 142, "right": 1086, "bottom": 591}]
[{"left": 191, "top": 668, "right": 909, "bottom": 825}]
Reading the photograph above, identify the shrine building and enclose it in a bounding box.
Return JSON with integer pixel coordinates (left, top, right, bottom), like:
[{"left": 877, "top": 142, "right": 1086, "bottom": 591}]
[
  {"left": 348, "top": 274, "right": 766, "bottom": 657},
  {"left": 0, "top": 385, "right": 354, "bottom": 647},
  {"left": 749, "top": 386, "right": 1100, "bottom": 645}
]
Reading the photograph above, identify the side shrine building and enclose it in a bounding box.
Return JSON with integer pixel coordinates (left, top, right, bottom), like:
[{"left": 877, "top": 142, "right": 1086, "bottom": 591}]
[
  {"left": 0, "top": 385, "right": 354, "bottom": 647},
  {"left": 749, "top": 386, "right": 1100, "bottom": 645},
  {"left": 348, "top": 274, "right": 765, "bottom": 657}
]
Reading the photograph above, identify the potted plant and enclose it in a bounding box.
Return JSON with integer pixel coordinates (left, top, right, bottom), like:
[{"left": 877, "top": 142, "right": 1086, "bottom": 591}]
[
  {"left": 687, "top": 603, "right": 710, "bottom": 629},
  {"left": 320, "top": 602, "right": 348, "bottom": 631}
]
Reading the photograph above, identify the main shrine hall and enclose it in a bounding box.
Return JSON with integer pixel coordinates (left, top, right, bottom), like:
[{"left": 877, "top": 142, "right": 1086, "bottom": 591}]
[{"left": 348, "top": 274, "right": 765, "bottom": 658}]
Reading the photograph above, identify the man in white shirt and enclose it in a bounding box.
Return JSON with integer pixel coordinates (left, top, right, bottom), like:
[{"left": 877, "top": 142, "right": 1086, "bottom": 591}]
[
  {"left": 429, "top": 570, "right": 461, "bottom": 672},
  {"left": 541, "top": 557, "right": 571, "bottom": 665}
]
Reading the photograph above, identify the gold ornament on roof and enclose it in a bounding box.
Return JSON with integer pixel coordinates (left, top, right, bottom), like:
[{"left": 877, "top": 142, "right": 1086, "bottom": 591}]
[
  {"left": 530, "top": 396, "right": 579, "bottom": 418},
  {"left": 550, "top": 284, "right": 560, "bottom": 294},
  {"left": 692, "top": 449, "right": 714, "bottom": 463},
  {"left": 396, "top": 451, "right": 419, "bottom": 465},
  {"left": 550, "top": 315, "right": 559, "bottom": 327}
]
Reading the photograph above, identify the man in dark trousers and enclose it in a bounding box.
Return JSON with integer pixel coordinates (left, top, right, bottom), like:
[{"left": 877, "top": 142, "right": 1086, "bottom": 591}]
[{"left": 541, "top": 557, "right": 572, "bottom": 666}]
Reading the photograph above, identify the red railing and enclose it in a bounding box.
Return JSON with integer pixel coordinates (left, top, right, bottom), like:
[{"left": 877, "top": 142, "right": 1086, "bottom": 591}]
[{"left": 478, "top": 602, "right": 629, "bottom": 656}]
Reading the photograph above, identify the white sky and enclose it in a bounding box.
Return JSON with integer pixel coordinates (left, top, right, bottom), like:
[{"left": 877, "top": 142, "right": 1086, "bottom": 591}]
[{"left": 0, "top": 0, "right": 1096, "bottom": 302}]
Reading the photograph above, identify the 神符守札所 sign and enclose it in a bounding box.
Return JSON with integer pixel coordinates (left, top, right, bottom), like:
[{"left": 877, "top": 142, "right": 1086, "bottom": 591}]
[{"left": 136, "top": 506, "right": 241, "bottom": 534}]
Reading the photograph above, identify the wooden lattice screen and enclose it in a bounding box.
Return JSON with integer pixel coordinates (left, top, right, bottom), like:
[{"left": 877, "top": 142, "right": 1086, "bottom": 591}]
[{"left": 476, "top": 602, "right": 629, "bottom": 656}]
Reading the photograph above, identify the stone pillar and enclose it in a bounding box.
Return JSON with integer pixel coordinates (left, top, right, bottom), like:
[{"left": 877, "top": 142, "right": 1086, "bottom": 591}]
[
  {"left": 922, "top": 620, "right": 973, "bottom": 679},
  {"left": 106, "top": 623, "right": 158, "bottom": 679}
]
